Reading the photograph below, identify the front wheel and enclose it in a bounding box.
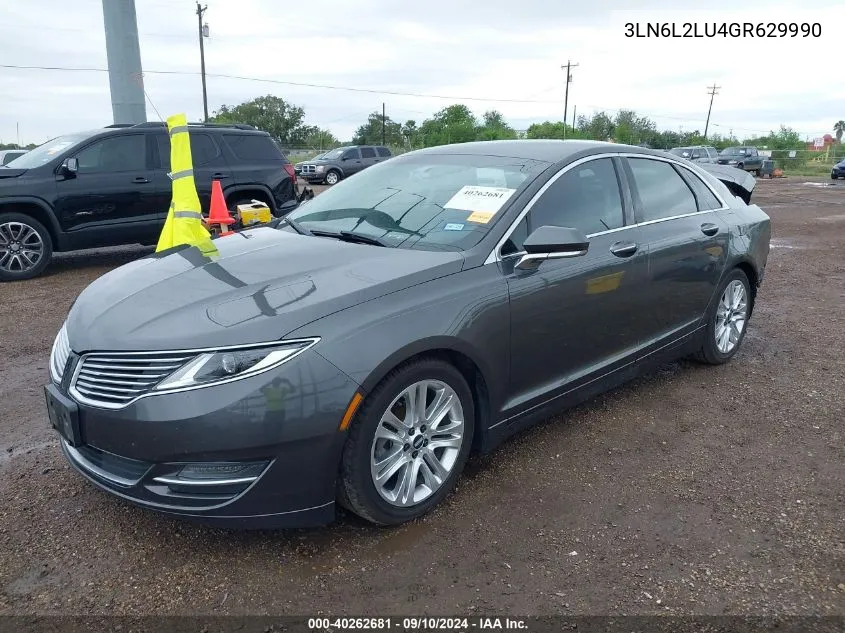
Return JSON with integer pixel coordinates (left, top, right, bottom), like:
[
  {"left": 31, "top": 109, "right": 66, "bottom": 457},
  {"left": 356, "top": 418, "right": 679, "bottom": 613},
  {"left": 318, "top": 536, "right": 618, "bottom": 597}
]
[
  {"left": 0, "top": 212, "right": 53, "bottom": 281},
  {"left": 324, "top": 170, "right": 340, "bottom": 185},
  {"left": 694, "top": 268, "right": 751, "bottom": 365},
  {"left": 338, "top": 358, "right": 475, "bottom": 526}
]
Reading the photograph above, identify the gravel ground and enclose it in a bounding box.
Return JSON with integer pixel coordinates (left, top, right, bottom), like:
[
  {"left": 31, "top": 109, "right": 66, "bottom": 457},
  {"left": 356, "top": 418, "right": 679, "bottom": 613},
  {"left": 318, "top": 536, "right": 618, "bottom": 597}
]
[{"left": 0, "top": 177, "right": 842, "bottom": 617}]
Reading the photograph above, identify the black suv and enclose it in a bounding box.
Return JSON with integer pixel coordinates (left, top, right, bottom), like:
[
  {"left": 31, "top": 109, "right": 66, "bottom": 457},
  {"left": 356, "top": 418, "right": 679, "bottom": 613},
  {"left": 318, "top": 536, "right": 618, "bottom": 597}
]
[
  {"left": 299, "top": 145, "right": 392, "bottom": 185},
  {"left": 0, "top": 122, "right": 300, "bottom": 281}
]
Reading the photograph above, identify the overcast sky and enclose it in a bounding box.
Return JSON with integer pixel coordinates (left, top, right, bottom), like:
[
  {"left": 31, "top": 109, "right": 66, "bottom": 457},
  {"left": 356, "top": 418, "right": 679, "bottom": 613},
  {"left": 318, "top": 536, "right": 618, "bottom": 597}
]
[{"left": 1, "top": 0, "right": 842, "bottom": 146}]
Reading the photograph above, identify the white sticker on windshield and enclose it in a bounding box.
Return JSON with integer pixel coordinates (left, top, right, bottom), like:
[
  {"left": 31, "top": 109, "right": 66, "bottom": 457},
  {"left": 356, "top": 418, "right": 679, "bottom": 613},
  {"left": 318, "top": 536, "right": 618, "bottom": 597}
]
[
  {"left": 443, "top": 185, "right": 516, "bottom": 215},
  {"left": 45, "top": 141, "right": 73, "bottom": 156}
]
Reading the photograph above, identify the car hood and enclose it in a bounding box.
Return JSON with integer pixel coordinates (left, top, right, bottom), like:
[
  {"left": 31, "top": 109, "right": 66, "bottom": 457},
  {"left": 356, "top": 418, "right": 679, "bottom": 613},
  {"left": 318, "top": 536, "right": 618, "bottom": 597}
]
[
  {"left": 0, "top": 168, "right": 28, "bottom": 179},
  {"left": 66, "top": 226, "right": 465, "bottom": 352}
]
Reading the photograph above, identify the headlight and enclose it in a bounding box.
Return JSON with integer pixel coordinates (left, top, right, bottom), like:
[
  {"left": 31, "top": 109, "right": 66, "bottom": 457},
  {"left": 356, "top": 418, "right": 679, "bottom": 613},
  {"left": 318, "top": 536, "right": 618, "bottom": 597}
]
[
  {"left": 49, "top": 322, "right": 71, "bottom": 384},
  {"left": 316, "top": 165, "right": 325, "bottom": 172},
  {"left": 154, "top": 339, "right": 317, "bottom": 392}
]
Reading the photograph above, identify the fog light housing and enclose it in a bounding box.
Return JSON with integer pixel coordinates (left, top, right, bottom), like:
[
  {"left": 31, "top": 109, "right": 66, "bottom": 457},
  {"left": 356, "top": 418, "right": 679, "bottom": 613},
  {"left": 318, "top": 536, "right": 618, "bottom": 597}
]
[{"left": 177, "top": 462, "right": 267, "bottom": 481}]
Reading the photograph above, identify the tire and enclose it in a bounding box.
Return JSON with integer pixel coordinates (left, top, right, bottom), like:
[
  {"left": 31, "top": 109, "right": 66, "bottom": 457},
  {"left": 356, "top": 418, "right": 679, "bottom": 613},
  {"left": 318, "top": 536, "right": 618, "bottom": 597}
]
[
  {"left": 754, "top": 169, "right": 761, "bottom": 177},
  {"left": 338, "top": 357, "right": 475, "bottom": 526},
  {"left": 0, "top": 212, "right": 53, "bottom": 281},
  {"left": 737, "top": 163, "right": 744, "bottom": 171},
  {"left": 832, "top": 174, "right": 837, "bottom": 180},
  {"left": 694, "top": 268, "right": 751, "bottom": 365},
  {"left": 324, "top": 170, "right": 340, "bottom": 185}
]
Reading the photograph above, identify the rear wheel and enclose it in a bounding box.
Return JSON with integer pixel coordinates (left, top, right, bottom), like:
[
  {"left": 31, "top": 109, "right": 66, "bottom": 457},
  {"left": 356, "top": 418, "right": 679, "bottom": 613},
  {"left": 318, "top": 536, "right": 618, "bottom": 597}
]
[
  {"left": 694, "top": 268, "right": 751, "bottom": 365},
  {"left": 338, "top": 358, "right": 475, "bottom": 525},
  {"left": 0, "top": 212, "right": 53, "bottom": 281}
]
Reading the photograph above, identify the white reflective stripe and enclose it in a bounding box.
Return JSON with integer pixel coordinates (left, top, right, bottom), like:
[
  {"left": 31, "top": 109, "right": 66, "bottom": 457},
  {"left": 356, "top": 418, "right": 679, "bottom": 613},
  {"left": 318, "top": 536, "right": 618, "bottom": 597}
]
[
  {"left": 169, "top": 125, "right": 190, "bottom": 136},
  {"left": 169, "top": 168, "right": 193, "bottom": 180},
  {"left": 173, "top": 210, "right": 202, "bottom": 219}
]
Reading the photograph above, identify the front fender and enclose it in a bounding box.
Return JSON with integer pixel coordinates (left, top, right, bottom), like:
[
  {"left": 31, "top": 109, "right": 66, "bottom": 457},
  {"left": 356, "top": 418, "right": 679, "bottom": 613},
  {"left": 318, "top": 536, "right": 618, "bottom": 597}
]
[{"left": 0, "top": 195, "right": 65, "bottom": 248}]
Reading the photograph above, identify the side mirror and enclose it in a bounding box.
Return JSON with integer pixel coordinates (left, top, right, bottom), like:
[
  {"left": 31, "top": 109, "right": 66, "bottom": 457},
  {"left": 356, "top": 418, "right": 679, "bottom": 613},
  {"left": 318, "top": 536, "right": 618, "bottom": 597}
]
[
  {"left": 515, "top": 225, "right": 589, "bottom": 270},
  {"left": 61, "top": 157, "right": 79, "bottom": 177}
]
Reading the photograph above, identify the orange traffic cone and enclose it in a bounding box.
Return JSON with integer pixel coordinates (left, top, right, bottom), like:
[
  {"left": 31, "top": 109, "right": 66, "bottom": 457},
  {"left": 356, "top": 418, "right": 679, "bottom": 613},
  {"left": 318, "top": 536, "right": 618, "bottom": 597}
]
[{"left": 208, "top": 180, "right": 235, "bottom": 237}]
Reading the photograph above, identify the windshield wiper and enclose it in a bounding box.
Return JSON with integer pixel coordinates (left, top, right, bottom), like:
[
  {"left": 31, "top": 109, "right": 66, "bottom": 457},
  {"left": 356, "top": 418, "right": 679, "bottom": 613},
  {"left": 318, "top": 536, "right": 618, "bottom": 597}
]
[
  {"left": 311, "top": 229, "right": 388, "bottom": 247},
  {"left": 279, "top": 216, "right": 312, "bottom": 236}
]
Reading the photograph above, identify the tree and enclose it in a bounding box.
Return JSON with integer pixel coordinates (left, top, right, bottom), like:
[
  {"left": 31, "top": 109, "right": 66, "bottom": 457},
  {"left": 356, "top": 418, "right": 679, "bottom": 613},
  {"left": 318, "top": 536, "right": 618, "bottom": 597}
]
[
  {"left": 304, "top": 128, "right": 339, "bottom": 151},
  {"left": 210, "top": 95, "right": 314, "bottom": 147},
  {"left": 476, "top": 110, "right": 517, "bottom": 141},
  {"left": 401, "top": 120, "right": 418, "bottom": 149},
  {"left": 352, "top": 112, "right": 403, "bottom": 146},
  {"left": 419, "top": 105, "right": 478, "bottom": 147},
  {"left": 834, "top": 120, "right": 845, "bottom": 144}
]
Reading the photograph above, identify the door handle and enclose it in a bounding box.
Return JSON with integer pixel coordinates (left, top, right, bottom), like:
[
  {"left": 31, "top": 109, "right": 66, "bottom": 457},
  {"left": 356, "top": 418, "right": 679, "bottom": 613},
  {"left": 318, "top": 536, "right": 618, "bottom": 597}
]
[
  {"left": 701, "top": 223, "right": 719, "bottom": 236},
  {"left": 132, "top": 177, "right": 150, "bottom": 184},
  {"left": 609, "top": 241, "right": 638, "bottom": 258},
  {"left": 212, "top": 173, "right": 230, "bottom": 179}
]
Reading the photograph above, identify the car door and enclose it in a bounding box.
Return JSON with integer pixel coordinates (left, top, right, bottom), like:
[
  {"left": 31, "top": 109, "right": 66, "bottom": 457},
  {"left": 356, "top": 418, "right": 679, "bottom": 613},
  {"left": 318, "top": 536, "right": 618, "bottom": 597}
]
[
  {"left": 53, "top": 133, "right": 161, "bottom": 247},
  {"left": 690, "top": 148, "right": 703, "bottom": 162},
  {"left": 501, "top": 156, "right": 651, "bottom": 415},
  {"left": 340, "top": 148, "right": 363, "bottom": 175},
  {"left": 622, "top": 155, "right": 730, "bottom": 348},
  {"left": 152, "top": 131, "right": 232, "bottom": 216},
  {"left": 358, "top": 146, "right": 379, "bottom": 171}
]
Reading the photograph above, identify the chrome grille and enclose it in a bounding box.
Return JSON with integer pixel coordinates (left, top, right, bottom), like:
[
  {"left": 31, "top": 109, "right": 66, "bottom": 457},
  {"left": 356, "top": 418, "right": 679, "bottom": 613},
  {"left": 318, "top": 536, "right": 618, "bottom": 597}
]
[
  {"left": 70, "top": 351, "right": 194, "bottom": 408},
  {"left": 50, "top": 325, "right": 71, "bottom": 383},
  {"left": 301, "top": 164, "right": 315, "bottom": 174}
]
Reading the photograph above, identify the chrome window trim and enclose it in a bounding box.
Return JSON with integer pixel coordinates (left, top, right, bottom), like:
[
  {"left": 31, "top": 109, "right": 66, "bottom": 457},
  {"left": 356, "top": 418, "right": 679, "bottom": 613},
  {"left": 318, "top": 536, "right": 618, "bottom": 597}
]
[
  {"left": 68, "top": 337, "right": 320, "bottom": 410},
  {"left": 485, "top": 151, "right": 730, "bottom": 265}
]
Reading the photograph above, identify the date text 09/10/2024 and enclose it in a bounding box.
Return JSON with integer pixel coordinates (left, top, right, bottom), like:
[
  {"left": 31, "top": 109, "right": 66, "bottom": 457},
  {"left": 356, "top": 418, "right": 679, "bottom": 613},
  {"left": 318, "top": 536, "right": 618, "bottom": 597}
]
[
  {"left": 307, "top": 618, "right": 528, "bottom": 631},
  {"left": 624, "top": 22, "right": 821, "bottom": 38}
]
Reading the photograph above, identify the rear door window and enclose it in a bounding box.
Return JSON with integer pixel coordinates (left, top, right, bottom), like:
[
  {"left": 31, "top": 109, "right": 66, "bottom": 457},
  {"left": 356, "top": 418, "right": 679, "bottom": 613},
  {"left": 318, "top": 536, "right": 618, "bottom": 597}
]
[
  {"left": 675, "top": 166, "right": 723, "bottom": 211},
  {"left": 627, "top": 158, "right": 697, "bottom": 222},
  {"left": 360, "top": 147, "right": 377, "bottom": 159},
  {"left": 377, "top": 147, "right": 392, "bottom": 157},
  {"left": 155, "top": 133, "right": 222, "bottom": 169}
]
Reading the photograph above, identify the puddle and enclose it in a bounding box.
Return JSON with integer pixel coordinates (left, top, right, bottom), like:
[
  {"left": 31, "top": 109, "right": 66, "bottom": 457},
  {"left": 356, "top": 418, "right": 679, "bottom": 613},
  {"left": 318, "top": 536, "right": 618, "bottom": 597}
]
[
  {"left": 817, "top": 214, "right": 845, "bottom": 222},
  {"left": 769, "top": 238, "right": 802, "bottom": 249},
  {"left": 802, "top": 182, "right": 837, "bottom": 187}
]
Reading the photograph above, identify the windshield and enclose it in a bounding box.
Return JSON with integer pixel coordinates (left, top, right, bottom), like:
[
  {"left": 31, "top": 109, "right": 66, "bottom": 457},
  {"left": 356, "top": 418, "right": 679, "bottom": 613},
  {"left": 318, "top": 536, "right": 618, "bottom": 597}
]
[
  {"left": 319, "top": 148, "right": 345, "bottom": 161},
  {"left": 6, "top": 134, "right": 89, "bottom": 168},
  {"left": 285, "top": 153, "right": 549, "bottom": 252},
  {"left": 720, "top": 147, "right": 746, "bottom": 156}
]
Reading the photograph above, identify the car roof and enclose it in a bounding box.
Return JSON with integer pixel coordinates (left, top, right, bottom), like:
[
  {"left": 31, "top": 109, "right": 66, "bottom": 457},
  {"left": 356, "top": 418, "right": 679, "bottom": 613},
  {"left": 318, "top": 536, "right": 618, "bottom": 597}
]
[{"left": 411, "top": 139, "right": 665, "bottom": 162}]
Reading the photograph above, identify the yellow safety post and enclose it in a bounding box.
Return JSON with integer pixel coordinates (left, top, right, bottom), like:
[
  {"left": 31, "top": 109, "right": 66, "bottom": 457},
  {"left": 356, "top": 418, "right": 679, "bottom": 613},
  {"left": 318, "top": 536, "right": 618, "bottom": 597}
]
[{"left": 156, "top": 113, "right": 218, "bottom": 257}]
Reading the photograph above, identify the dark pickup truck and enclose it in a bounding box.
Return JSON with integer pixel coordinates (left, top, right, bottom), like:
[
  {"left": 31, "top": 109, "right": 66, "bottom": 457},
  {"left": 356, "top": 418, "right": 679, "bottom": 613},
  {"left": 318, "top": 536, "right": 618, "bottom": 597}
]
[{"left": 716, "top": 146, "right": 765, "bottom": 175}]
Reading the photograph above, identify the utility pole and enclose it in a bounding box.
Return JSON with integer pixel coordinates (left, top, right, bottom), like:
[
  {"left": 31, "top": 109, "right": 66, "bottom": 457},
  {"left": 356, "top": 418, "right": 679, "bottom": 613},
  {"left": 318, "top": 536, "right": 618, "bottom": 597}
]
[
  {"left": 561, "top": 61, "right": 579, "bottom": 139},
  {"left": 703, "top": 84, "right": 720, "bottom": 141},
  {"left": 572, "top": 105, "right": 576, "bottom": 131},
  {"left": 196, "top": 2, "right": 209, "bottom": 122},
  {"left": 382, "top": 103, "right": 386, "bottom": 146}
]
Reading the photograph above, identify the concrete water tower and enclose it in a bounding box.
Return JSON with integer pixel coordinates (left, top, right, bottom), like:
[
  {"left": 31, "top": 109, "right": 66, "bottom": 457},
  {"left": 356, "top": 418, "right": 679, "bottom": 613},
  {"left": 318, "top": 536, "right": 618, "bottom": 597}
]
[{"left": 101, "top": 0, "right": 147, "bottom": 124}]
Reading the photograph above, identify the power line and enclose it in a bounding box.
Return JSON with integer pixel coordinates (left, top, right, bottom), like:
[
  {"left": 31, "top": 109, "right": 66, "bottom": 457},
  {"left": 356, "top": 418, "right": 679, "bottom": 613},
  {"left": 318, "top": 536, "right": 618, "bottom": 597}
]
[{"left": 0, "top": 63, "right": 565, "bottom": 104}]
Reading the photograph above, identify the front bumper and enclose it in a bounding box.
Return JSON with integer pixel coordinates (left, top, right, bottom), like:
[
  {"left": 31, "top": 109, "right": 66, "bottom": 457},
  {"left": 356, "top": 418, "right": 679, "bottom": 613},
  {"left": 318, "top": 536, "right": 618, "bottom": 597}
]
[
  {"left": 831, "top": 168, "right": 845, "bottom": 178},
  {"left": 48, "top": 349, "right": 361, "bottom": 529}
]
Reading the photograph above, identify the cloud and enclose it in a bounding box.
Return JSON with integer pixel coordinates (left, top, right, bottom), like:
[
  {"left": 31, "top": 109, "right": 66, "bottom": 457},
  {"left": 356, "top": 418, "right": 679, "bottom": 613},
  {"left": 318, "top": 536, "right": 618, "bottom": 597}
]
[{"left": 0, "top": 0, "right": 842, "bottom": 145}]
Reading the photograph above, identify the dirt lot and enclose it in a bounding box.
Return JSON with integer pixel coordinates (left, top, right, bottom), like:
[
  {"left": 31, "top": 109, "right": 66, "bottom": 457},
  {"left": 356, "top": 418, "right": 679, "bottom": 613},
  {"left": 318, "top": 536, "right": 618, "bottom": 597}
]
[{"left": 0, "top": 177, "right": 842, "bottom": 617}]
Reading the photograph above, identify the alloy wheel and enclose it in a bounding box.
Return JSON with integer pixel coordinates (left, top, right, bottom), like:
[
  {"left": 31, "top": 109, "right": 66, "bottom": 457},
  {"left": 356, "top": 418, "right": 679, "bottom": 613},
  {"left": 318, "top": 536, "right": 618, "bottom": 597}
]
[
  {"left": 325, "top": 171, "right": 339, "bottom": 185},
  {"left": 370, "top": 379, "right": 465, "bottom": 507},
  {"left": 715, "top": 279, "right": 748, "bottom": 354},
  {"left": 0, "top": 221, "right": 44, "bottom": 274}
]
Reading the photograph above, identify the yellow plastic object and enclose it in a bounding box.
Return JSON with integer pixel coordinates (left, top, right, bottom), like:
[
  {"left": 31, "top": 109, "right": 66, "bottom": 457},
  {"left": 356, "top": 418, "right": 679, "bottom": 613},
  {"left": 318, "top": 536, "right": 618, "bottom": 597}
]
[
  {"left": 237, "top": 201, "right": 273, "bottom": 227},
  {"left": 156, "top": 113, "right": 217, "bottom": 256}
]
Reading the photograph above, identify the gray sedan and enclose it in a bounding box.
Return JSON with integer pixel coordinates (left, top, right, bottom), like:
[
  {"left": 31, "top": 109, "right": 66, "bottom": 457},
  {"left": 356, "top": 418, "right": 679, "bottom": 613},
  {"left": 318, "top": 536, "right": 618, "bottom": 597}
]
[{"left": 45, "top": 140, "right": 771, "bottom": 528}]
